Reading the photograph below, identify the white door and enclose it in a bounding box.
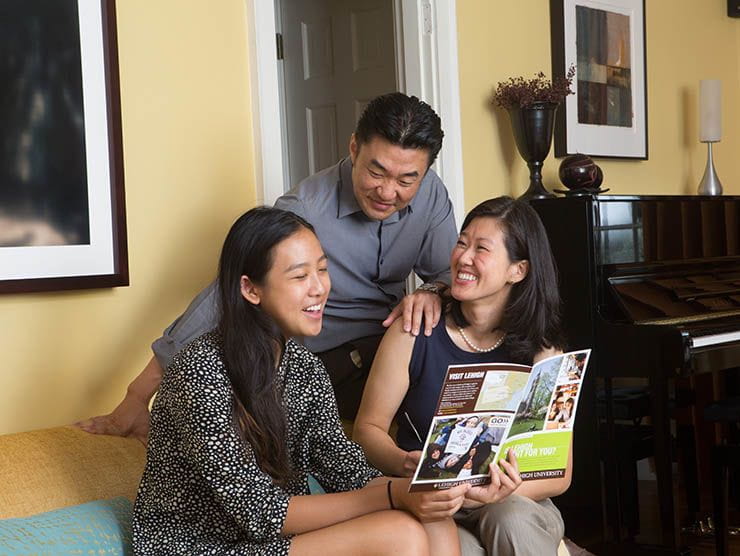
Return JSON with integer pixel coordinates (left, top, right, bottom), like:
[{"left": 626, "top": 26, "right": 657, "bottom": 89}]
[{"left": 279, "top": 0, "right": 397, "bottom": 189}]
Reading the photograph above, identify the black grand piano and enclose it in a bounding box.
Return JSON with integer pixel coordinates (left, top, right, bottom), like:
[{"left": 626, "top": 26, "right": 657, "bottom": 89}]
[{"left": 531, "top": 195, "right": 740, "bottom": 554}]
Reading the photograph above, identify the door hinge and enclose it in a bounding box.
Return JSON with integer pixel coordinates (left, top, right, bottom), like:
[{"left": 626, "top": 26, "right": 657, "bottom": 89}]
[
  {"left": 276, "top": 33, "right": 284, "bottom": 60},
  {"left": 422, "top": 1, "right": 433, "bottom": 35}
]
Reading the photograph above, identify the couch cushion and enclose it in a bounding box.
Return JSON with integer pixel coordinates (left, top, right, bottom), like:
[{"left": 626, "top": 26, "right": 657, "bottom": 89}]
[
  {"left": 0, "top": 426, "right": 146, "bottom": 519},
  {"left": 0, "top": 497, "right": 132, "bottom": 555}
]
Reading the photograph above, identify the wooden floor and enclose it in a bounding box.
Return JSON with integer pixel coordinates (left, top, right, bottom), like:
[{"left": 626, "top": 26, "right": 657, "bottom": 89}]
[
  {"left": 688, "top": 536, "right": 740, "bottom": 556},
  {"left": 642, "top": 480, "right": 739, "bottom": 556},
  {"left": 572, "top": 479, "right": 740, "bottom": 555}
]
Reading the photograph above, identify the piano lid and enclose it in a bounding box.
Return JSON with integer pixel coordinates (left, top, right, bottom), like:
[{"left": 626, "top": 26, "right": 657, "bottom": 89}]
[
  {"left": 594, "top": 195, "right": 740, "bottom": 266},
  {"left": 594, "top": 196, "right": 740, "bottom": 325}
]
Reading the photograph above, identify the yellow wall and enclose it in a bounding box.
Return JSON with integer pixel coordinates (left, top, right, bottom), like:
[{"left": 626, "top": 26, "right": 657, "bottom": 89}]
[
  {"left": 457, "top": 0, "right": 740, "bottom": 209},
  {"left": 0, "top": 0, "right": 255, "bottom": 434},
  {"left": 3, "top": 0, "right": 739, "bottom": 434}
]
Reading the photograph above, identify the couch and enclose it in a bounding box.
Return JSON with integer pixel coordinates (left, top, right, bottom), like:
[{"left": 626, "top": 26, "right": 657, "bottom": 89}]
[
  {"left": 0, "top": 426, "right": 571, "bottom": 555},
  {"left": 0, "top": 426, "right": 145, "bottom": 554},
  {"left": 0, "top": 426, "right": 145, "bottom": 521}
]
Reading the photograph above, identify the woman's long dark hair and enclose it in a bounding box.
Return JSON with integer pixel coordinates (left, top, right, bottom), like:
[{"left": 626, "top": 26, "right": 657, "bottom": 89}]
[
  {"left": 217, "top": 206, "right": 315, "bottom": 485},
  {"left": 448, "top": 196, "right": 565, "bottom": 363}
]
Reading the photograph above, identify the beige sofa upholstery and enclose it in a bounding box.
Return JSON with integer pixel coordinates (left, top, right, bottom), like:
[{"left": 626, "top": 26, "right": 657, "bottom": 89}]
[
  {"left": 0, "top": 425, "right": 570, "bottom": 555},
  {"left": 0, "top": 425, "right": 145, "bottom": 520}
]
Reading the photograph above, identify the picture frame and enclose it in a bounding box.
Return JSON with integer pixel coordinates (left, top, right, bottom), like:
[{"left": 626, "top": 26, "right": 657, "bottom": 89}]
[
  {"left": 0, "top": 0, "right": 127, "bottom": 294},
  {"left": 550, "top": 0, "right": 648, "bottom": 159}
]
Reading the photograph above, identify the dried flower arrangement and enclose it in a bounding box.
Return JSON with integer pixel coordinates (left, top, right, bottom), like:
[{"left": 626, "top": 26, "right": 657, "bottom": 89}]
[{"left": 492, "top": 65, "right": 576, "bottom": 109}]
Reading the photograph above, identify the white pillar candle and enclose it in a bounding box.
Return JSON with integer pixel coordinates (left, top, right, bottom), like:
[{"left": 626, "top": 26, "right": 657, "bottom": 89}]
[{"left": 700, "top": 79, "right": 722, "bottom": 142}]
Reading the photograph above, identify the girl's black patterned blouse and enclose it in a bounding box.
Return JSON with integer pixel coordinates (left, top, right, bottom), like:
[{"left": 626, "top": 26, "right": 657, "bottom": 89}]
[{"left": 132, "top": 332, "right": 381, "bottom": 555}]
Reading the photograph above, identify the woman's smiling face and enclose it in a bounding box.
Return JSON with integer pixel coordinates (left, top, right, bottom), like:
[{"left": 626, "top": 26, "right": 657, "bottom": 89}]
[{"left": 450, "top": 216, "right": 527, "bottom": 305}]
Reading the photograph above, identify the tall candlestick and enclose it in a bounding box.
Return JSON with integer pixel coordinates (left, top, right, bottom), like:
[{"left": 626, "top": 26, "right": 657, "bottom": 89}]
[{"left": 699, "top": 79, "right": 721, "bottom": 142}]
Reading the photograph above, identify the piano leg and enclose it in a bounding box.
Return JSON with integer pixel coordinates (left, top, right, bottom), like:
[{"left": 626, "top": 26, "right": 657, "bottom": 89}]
[
  {"left": 649, "top": 362, "right": 684, "bottom": 551},
  {"left": 602, "top": 376, "right": 627, "bottom": 542},
  {"left": 676, "top": 423, "right": 700, "bottom": 522}
]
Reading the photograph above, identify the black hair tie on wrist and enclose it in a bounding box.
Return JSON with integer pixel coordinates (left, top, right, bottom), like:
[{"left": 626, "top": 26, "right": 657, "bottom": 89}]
[{"left": 386, "top": 480, "right": 396, "bottom": 510}]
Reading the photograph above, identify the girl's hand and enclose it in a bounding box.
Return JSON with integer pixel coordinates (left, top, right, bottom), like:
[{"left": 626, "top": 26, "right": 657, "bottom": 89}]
[
  {"left": 465, "top": 449, "right": 522, "bottom": 505},
  {"left": 402, "top": 450, "right": 422, "bottom": 477},
  {"left": 394, "top": 479, "right": 470, "bottom": 522}
]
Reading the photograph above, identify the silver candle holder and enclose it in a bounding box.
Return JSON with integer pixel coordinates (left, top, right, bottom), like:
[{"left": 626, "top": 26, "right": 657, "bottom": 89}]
[
  {"left": 697, "top": 79, "right": 722, "bottom": 196},
  {"left": 697, "top": 142, "right": 722, "bottom": 195}
]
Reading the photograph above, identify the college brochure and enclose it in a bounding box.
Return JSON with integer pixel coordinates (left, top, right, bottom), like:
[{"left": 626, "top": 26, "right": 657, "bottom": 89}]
[{"left": 408, "top": 349, "right": 591, "bottom": 492}]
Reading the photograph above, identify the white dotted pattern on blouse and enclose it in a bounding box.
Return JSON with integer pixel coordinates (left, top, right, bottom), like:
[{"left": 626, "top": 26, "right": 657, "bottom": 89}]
[{"left": 132, "top": 332, "right": 381, "bottom": 555}]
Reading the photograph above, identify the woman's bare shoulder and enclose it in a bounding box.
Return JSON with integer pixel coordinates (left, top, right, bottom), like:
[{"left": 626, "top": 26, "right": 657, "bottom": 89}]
[{"left": 533, "top": 345, "right": 563, "bottom": 364}]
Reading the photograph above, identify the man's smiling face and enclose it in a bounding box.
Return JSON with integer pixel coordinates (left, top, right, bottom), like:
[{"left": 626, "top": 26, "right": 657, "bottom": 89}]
[{"left": 349, "top": 134, "right": 430, "bottom": 221}]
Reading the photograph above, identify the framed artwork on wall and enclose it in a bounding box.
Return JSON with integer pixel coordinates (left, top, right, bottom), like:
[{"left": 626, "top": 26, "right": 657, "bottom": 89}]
[
  {"left": 0, "top": 0, "right": 127, "bottom": 294},
  {"left": 550, "top": 0, "right": 648, "bottom": 159}
]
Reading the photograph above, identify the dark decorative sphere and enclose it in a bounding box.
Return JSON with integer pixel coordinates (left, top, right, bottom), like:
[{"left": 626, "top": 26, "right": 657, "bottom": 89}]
[
  {"left": 592, "top": 165, "right": 604, "bottom": 188},
  {"left": 558, "top": 154, "right": 598, "bottom": 189}
]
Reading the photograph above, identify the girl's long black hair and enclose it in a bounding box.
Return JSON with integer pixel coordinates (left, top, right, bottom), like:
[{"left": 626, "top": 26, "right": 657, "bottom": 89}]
[
  {"left": 217, "top": 206, "right": 315, "bottom": 485},
  {"left": 448, "top": 196, "right": 565, "bottom": 363}
]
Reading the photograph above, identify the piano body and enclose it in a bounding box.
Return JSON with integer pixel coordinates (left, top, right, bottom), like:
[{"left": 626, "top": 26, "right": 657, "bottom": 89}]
[{"left": 531, "top": 195, "right": 740, "bottom": 553}]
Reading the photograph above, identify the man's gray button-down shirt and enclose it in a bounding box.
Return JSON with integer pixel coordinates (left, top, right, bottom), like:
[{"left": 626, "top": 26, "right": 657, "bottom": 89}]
[{"left": 151, "top": 157, "right": 457, "bottom": 367}]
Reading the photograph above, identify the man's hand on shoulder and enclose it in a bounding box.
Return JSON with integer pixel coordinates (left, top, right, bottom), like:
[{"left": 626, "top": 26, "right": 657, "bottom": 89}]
[{"left": 382, "top": 282, "right": 447, "bottom": 336}]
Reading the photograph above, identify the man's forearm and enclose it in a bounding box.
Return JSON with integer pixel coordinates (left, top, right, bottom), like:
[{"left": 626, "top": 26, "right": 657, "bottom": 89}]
[
  {"left": 126, "top": 356, "right": 164, "bottom": 404},
  {"left": 74, "top": 355, "right": 162, "bottom": 442}
]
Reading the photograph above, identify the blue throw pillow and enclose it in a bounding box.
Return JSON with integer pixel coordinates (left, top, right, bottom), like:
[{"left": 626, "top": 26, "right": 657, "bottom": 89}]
[
  {"left": 0, "top": 497, "right": 132, "bottom": 555},
  {"left": 307, "top": 473, "right": 325, "bottom": 494}
]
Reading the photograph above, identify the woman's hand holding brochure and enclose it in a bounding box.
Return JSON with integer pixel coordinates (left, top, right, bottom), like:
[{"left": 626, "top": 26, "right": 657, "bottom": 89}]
[{"left": 466, "top": 449, "right": 522, "bottom": 506}]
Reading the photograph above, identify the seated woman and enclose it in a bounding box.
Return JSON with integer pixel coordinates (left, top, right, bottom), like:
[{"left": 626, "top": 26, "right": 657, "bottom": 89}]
[
  {"left": 353, "top": 197, "right": 572, "bottom": 556},
  {"left": 132, "top": 207, "right": 475, "bottom": 555}
]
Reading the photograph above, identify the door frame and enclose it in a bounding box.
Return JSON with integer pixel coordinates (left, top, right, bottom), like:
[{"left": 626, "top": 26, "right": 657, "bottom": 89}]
[{"left": 245, "top": 0, "right": 464, "bottom": 222}]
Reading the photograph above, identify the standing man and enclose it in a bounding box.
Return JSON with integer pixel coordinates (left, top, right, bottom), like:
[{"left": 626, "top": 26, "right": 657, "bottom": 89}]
[{"left": 77, "top": 92, "right": 457, "bottom": 441}]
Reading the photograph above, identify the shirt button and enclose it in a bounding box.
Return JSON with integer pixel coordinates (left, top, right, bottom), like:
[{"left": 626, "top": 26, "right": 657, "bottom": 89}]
[{"left": 380, "top": 259, "right": 384, "bottom": 265}]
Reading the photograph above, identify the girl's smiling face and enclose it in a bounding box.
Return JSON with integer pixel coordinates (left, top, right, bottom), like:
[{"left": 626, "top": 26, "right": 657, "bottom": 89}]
[{"left": 241, "top": 228, "right": 330, "bottom": 339}]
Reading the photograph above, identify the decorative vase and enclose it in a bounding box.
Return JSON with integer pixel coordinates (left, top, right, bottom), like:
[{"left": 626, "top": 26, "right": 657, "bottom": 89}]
[{"left": 507, "top": 102, "right": 558, "bottom": 200}]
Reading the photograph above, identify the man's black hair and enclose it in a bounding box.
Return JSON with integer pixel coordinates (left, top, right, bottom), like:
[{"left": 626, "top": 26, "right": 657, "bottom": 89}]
[{"left": 355, "top": 92, "right": 444, "bottom": 166}]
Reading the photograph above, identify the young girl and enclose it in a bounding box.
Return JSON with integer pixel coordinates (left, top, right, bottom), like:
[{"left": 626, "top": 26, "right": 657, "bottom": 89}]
[
  {"left": 353, "top": 197, "right": 572, "bottom": 556},
  {"left": 132, "top": 207, "right": 470, "bottom": 555}
]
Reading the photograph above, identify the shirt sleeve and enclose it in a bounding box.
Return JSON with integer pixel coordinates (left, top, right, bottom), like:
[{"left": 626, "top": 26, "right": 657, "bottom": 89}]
[
  {"left": 413, "top": 174, "right": 457, "bottom": 285},
  {"left": 273, "top": 192, "right": 307, "bottom": 219},
  {"left": 151, "top": 282, "right": 220, "bottom": 369},
  {"left": 305, "top": 359, "right": 382, "bottom": 493},
  {"left": 165, "top": 347, "right": 292, "bottom": 544}
]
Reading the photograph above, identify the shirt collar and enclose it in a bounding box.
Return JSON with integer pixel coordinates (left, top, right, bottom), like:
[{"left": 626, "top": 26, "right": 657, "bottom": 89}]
[
  {"left": 336, "top": 157, "right": 412, "bottom": 224},
  {"left": 338, "top": 158, "right": 361, "bottom": 218}
]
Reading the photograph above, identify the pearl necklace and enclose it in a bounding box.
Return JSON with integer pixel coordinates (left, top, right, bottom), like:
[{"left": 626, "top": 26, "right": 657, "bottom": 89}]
[{"left": 457, "top": 326, "right": 505, "bottom": 353}]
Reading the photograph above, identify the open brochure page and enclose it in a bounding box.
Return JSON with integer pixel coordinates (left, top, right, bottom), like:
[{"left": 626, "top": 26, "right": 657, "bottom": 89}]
[
  {"left": 408, "top": 349, "right": 591, "bottom": 492},
  {"left": 492, "top": 349, "right": 591, "bottom": 480},
  {"left": 409, "top": 362, "right": 531, "bottom": 492}
]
